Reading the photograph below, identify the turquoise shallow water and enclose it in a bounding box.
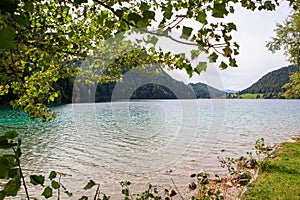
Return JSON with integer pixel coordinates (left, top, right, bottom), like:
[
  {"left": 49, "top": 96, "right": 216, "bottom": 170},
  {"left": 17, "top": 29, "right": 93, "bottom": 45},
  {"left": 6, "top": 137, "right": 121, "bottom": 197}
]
[{"left": 0, "top": 99, "right": 300, "bottom": 198}]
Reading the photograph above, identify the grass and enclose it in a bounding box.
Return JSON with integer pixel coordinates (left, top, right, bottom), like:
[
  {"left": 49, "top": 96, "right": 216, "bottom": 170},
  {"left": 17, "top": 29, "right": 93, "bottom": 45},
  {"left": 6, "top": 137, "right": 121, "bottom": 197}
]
[
  {"left": 239, "top": 93, "right": 262, "bottom": 99},
  {"left": 242, "top": 137, "right": 300, "bottom": 200}
]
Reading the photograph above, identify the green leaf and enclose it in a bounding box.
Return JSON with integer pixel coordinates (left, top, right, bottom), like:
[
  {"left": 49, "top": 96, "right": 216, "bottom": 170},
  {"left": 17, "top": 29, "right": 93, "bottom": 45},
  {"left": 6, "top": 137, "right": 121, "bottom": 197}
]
[
  {"left": 74, "top": 0, "right": 88, "bottom": 6},
  {"left": 0, "top": 191, "right": 5, "bottom": 199},
  {"left": 42, "top": 186, "right": 53, "bottom": 199},
  {"left": 196, "top": 11, "right": 207, "bottom": 24},
  {"left": 229, "top": 58, "right": 237, "bottom": 67},
  {"left": 143, "top": 10, "right": 155, "bottom": 20},
  {"left": 83, "top": 180, "right": 95, "bottom": 190},
  {"left": 227, "top": 23, "right": 237, "bottom": 31},
  {"left": 79, "top": 196, "right": 88, "bottom": 200},
  {"left": 209, "top": 52, "right": 218, "bottom": 63},
  {"left": 0, "top": 163, "right": 10, "bottom": 179},
  {"left": 115, "top": 9, "right": 124, "bottom": 18},
  {"left": 13, "top": 15, "right": 29, "bottom": 27},
  {"left": 122, "top": 188, "right": 129, "bottom": 196},
  {"left": 51, "top": 180, "right": 60, "bottom": 189},
  {"left": 263, "top": 1, "right": 275, "bottom": 10},
  {"left": 52, "top": 77, "right": 58, "bottom": 82},
  {"left": 98, "top": 10, "right": 108, "bottom": 25},
  {"left": 0, "top": 154, "right": 17, "bottom": 168},
  {"left": 185, "top": 64, "right": 194, "bottom": 77},
  {"left": 182, "top": 26, "right": 193, "bottom": 39},
  {"left": 49, "top": 171, "right": 57, "bottom": 180},
  {"left": 220, "top": 61, "right": 228, "bottom": 69},
  {"left": 103, "top": 194, "right": 110, "bottom": 200},
  {"left": 23, "top": 1, "right": 34, "bottom": 13},
  {"left": 30, "top": 175, "right": 45, "bottom": 186},
  {"left": 0, "top": 27, "right": 15, "bottom": 49},
  {"left": 3, "top": 179, "right": 21, "bottom": 197},
  {"left": 128, "top": 13, "right": 142, "bottom": 24},
  {"left": 212, "top": 2, "right": 229, "bottom": 18},
  {"left": 4, "top": 131, "right": 18, "bottom": 139},
  {"left": 120, "top": 21, "right": 129, "bottom": 31},
  {"left": 49, "top": 96, "right": 55, "bottom": 102},
  {"left": 0, "top": 137, "right": 16, "bottom": 149},
  {"left": 194, "top": 62, "right": 207, "bottom": 74},
  {"left": 150, "top": 36, "right": 158, "bottom": 45},
  {"left": 137, "top": 19, "right": 147, "bottom": 27},
  {"left": 140, "top": 2, "right": 150, "bottom": 11},
  {"left": 8, "top": 168, "right": 20, "bottom": 179},
  {"left": 191, "top": 50, "right": 200, "bottom": 60},
  {"left": 0, "top": 0, "right": 18, "bottom": 13},
  {"left": 163, "top": 11, "right": 172, "bottom": 20}
]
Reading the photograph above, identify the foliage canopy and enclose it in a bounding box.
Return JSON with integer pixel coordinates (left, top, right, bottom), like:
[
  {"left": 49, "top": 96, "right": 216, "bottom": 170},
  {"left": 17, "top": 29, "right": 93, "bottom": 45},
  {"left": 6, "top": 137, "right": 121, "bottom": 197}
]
[
  {"left": 0, "top": 0, "right": 292, "bottom": 120},
  {"left": 267, "top": 0, "right": 300, "bottom": 98}
]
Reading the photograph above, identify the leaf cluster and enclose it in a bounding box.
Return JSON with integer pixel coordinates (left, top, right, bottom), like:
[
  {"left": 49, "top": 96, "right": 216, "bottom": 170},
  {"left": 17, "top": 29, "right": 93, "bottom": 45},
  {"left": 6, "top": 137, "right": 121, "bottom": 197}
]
[
  {"left": 266, "top": 1, "right": 300, "bottom": 99},
  {"left": 0, "top": 131, "right": 22, "bottom": 200},
  {"left": 0, "top": 0, "right": 283, "bottom": 120},
  {"left": 30, "top": 170, "right": 73, "bottom": 199}
]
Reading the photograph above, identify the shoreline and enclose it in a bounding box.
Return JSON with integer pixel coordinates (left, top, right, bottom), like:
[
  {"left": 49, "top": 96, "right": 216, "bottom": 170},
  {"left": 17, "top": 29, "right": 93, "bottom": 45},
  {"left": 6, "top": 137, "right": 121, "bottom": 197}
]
[
  {"left": 1, "top": 134, "right": 299, "bottom": 199},
  {"left": 195, "top": 134, "right": 300, "bottom": 200}
]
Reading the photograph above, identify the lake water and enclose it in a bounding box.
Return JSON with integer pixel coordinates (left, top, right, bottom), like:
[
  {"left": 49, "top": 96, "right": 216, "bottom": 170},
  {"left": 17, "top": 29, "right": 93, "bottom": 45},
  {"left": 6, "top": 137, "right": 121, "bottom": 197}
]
[{"left": 1, "top": 99, "right": 300, "bottom": 199}]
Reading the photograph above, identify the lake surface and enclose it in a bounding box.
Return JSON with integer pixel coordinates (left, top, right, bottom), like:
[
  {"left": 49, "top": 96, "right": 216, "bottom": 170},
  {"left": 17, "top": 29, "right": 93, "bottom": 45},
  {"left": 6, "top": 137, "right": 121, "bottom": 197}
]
[{"left": 1, "top": 99, "right": 300, "bottom": 199}]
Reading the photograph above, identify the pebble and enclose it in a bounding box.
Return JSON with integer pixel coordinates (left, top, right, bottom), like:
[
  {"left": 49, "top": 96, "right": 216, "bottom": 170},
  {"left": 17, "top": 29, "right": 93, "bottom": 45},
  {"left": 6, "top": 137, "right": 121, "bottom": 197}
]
[{"left": 225, "top": 181, "right": 233, "bottom": 187}]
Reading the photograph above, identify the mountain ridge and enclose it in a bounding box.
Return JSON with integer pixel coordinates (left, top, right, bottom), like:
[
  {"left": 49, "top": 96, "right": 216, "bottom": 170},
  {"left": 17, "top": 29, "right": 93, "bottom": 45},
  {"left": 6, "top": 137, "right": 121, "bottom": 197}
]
[
  {"left": 1, "top": 65, "right": 298, "bottom": 104},
  {"left": 239, "top": 65, "right": 298, "bottom": 98}
]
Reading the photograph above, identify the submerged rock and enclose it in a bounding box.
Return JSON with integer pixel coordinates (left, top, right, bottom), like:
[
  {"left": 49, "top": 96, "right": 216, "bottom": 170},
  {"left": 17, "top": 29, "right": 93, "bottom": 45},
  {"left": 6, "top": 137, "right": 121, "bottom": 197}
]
[
  {"left": 188, "top": 182, "right": 197, "bottom": 190},
  {"left": 190, "top": 173, "right": 196, "bottom": 178},
  {"left": 169, "top": 189, "right": 177, "bottom": 197}
]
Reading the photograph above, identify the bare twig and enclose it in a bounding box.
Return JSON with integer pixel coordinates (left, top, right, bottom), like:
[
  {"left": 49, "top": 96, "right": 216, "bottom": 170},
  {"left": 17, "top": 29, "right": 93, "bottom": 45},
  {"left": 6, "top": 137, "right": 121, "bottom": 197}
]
[
  {"left": 58, "top": 173, "right": 62, "bottom": 200},
  {"left": 170, "top": 17, "right": 185, "bottom": 29},
  {"left": 94, "top": 184, "right": 100, "bottom": 200},
  {"left": 12, "top": 147, "right": 30, "bottom": 200},
  {"left": 171, "top": 178, "right": 184, "bottom": 200}
]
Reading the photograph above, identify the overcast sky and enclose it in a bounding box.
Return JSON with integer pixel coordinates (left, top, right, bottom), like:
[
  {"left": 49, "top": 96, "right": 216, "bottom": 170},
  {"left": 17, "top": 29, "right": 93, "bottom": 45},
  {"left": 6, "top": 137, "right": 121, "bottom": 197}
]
[{"left": 164, "top": 2, "right": 291, "bottom": 91}]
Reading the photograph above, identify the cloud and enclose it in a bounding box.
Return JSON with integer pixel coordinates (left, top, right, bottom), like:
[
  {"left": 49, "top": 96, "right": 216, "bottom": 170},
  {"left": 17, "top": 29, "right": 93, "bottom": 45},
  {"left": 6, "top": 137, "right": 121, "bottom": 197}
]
[
  {"left": 208, "top": 2, "right": 291, "bottom": 90},
  {"left": 166, "top": 2, "right": 291, "bottom": 91}
]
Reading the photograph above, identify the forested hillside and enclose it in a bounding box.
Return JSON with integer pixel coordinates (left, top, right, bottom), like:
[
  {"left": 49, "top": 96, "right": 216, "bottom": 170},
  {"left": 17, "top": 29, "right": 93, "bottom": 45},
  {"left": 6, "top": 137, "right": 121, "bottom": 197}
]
[
  {"left": 189, "top": 83, "right": 226, "bottom": 98},
  {"left": 240, "top": 65, "right": 298, "bottom": 98},
  {"left": 37, "top": 67, "right": 225, "bottom": 103}
]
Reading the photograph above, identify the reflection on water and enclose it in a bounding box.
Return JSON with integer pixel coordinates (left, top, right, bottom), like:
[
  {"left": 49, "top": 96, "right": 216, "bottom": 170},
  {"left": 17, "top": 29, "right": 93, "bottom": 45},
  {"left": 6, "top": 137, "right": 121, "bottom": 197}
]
[{"left": 0, "top": 99, "right": 300, "bottom": 199}]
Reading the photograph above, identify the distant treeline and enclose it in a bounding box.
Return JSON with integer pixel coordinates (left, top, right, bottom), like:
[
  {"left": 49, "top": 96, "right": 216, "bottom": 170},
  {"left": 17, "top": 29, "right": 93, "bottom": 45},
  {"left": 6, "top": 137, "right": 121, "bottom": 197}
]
[{"left": 53, "top": 67, "right": 225, "bottom": 103}]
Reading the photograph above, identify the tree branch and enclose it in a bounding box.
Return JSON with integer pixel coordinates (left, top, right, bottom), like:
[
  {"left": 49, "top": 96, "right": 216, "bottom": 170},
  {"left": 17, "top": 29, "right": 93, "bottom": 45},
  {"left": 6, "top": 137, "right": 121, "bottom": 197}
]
[{"left": 10, "top": 50, "right": 24, "bottom": 85}]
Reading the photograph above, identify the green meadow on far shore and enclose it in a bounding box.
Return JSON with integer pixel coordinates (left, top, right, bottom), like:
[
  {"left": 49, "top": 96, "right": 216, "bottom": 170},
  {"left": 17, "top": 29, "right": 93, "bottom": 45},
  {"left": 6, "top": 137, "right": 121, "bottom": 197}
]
[
  {"left": 227, "top": 93, "right": 263, "bottom": 99},
  {"left": 239, "top": 93, "right": 262, "bottom": 99},
  {"left": 242, "top": 136, "right": 300, "bottom": 200}
]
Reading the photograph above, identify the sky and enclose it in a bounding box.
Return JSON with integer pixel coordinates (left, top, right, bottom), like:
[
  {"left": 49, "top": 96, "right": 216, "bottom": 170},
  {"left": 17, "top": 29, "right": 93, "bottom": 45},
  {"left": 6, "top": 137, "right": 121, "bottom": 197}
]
[{"left": 164, "top": 2, "right": 291, "bottom": 91}]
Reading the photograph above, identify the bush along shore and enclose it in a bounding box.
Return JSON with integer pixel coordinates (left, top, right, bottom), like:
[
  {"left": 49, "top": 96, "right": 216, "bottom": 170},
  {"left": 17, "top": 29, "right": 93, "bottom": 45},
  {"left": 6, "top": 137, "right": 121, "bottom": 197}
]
[{"left": 0, "top": 132, "right": 299, "bottom": 200}]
